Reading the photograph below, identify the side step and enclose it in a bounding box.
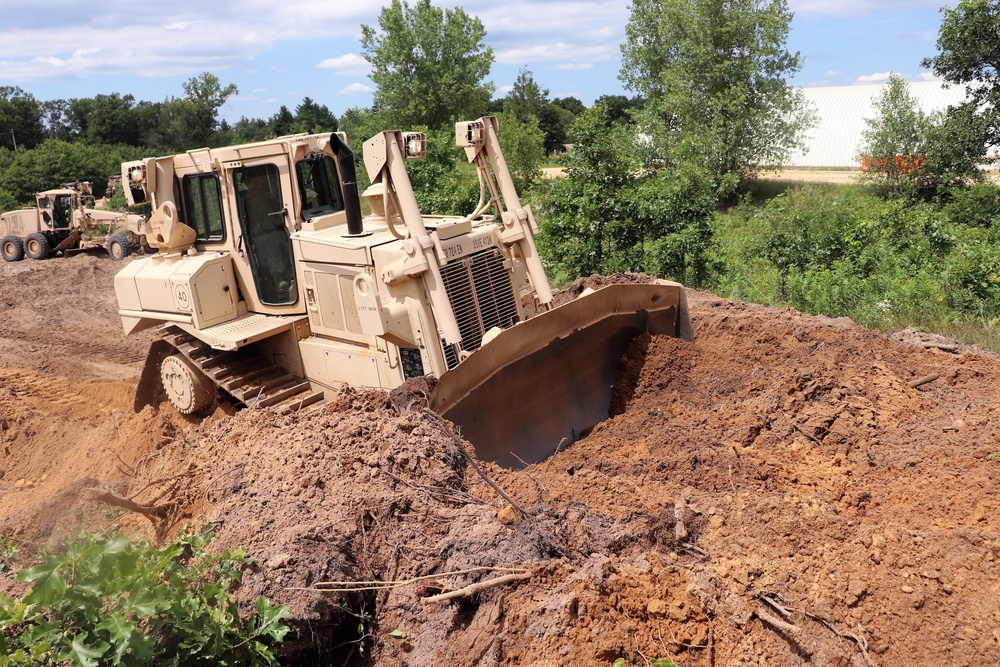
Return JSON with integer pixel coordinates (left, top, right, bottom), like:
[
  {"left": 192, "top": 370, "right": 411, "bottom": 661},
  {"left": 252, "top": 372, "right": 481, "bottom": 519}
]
[{"left": 159, "top": 326, "right": 325, "bottom": 413}]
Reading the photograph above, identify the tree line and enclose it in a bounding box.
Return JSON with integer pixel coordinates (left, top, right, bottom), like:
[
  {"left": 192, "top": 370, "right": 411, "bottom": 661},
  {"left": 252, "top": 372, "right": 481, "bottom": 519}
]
[{"left": 3, "top": 0, "right": 999, "bottom": 287}]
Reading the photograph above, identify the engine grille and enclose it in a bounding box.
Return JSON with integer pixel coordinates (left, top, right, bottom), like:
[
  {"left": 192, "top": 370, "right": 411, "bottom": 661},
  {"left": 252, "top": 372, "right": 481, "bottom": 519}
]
[{"left": 440, "top": 247, "right": 520, "bottom": 369}]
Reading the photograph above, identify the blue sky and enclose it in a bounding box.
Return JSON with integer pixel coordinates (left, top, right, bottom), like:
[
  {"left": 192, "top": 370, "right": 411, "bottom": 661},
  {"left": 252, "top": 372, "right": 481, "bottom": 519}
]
[{"left": 0, "top": 0, "right": 951, "bottom": 124}]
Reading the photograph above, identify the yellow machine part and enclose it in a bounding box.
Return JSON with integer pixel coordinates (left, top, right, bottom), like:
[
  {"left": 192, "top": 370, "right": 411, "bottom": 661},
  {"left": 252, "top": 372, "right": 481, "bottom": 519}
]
[{"left": 429, "top": 282, "right": 692, "bottom": 469}]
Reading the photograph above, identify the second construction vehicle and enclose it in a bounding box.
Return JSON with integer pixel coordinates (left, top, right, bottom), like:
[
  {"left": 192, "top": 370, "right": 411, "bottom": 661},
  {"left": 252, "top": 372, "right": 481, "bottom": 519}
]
[
  {"left": 113, "top": 118, "right": 691, "bottom": 467},
  {"left": 1, "top": 181, "right": 149, "bottom": 262}
]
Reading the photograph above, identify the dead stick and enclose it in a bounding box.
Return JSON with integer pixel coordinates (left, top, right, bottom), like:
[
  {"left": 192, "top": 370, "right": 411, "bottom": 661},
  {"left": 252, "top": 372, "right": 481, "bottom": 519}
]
[
  {"left": 299, "top": 566, "right": 527, "bottom": 592},
  {"left": 803, "top": 611, "right": 875, "bottom": 667},
  {"left": 755, "top": 609, "right": 802, "bottom": 636},
  {"left": 758, "top": 594, "right": 793, "bottom": 618},
  {"left": 420, "top": 572, "right": 531, "bottom": 604},
  {"left": 793, "top": 422, "right": 822, "bottom": 446},
  {"left": 543, "top": 437, "right": 569, "bottom": 472},
  {"left": 907, "top": 373, "right": 938, "bottom": 389},
  {"left": 83, "top": 488, "right": 167, "bottom": 520},
  {"left": 421, "top": 409, "right": 533, "bottom": 519}
]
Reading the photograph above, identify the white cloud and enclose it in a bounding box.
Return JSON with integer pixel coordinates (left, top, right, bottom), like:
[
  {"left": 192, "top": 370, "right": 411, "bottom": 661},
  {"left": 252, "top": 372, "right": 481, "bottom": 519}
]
[
  {"left": 0, "top": 1, "right": 629, "bottom": 85},
  {"left": 497, "top": 42, "right": 614, "bottom": 65},
  {"left": 824, "top": 70, "right": 843, "bottom": 77},
  {"left": 856, "top": 71, "right": 896, "bottom": 83},
  {"left": 554, "top": 63, "right": 594, "bottom": 71},
  {"left": 317, "top": 53, "right": 370, "bottom": 76},
  {"left": 339, "top": 82, "right": 373, "bottom": 95},
  {"left": 920, "top": 72, "right": 943, "bottom": 82}
]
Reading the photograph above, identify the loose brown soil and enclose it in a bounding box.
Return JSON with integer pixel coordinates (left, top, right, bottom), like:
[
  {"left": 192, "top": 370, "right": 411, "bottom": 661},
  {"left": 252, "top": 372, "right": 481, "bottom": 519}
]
[{"left": 2, "top": 254, "right": 1000, "bottom": 666}]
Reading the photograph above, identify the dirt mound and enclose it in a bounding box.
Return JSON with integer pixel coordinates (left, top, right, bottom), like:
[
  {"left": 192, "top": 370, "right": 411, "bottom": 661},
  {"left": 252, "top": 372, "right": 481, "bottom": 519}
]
[{"left": 2, "top": 257, "right": 1000, "bottom": 666}]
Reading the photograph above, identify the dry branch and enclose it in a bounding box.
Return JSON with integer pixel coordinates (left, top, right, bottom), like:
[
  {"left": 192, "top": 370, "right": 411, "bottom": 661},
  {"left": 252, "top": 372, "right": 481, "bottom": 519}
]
[
  {"left": 420, "top": 572, "right": 531, "bottom": 604},
  {"left": 907, "top": 374, "right": 939, "bottom": 389},
  {"left": 295, "top": 566, "right": 528, "bottom": 593},
  {"left": 421, "top": 408, "right": 533, "bottom": 519},
  {"left": 755, "top": 609, "right": 802, "bottom": 636},
  {"left": 83, "top": 488, "right": 168, "bottom": 521}
]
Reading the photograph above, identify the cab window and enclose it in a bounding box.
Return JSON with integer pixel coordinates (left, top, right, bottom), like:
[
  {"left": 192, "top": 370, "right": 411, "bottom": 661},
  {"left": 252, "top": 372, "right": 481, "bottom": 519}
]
[
  {"left": 181, "top": 174, "right": 226, "bottom": 242},
  {"left": 295, "top": 155, "right": 345, "bottom": 220}
]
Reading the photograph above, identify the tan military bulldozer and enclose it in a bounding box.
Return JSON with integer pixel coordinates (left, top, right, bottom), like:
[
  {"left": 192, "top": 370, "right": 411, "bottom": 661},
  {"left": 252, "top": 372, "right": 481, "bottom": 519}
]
[{"left": 113, "top": 117, "right": 691, "bottom": 468}]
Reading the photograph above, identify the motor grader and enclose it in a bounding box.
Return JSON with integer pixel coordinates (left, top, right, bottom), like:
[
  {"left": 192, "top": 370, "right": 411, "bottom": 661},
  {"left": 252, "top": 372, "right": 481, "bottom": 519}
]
[
  {"left": 113, "top": 117, "right": 691, "bottom": 467},
  {"left": 0, "top": 181, "right": 149, "bottom": 262}
]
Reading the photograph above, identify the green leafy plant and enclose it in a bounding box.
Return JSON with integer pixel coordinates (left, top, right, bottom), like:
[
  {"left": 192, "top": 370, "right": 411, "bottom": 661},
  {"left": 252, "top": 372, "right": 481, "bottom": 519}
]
[
  {"left": 613, "top": 658, "right": 680, "bottom": 667},
  {"left": 0, "top": 535, "right": 18, "bottom": 573},
  {"left": 0, "top": 525, "right": 289, "bottom": 666}
]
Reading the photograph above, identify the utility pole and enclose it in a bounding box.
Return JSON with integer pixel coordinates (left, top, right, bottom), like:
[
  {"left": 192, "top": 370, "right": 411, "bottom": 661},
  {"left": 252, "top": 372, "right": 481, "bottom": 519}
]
[{"left": 8, "top": 129, "right": 16, "bottom": 151}]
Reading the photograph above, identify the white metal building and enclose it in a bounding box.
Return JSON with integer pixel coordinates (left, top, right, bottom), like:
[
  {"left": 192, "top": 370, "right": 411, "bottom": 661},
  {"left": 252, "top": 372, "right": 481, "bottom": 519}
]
[{"left": 786, "top": 81, "right": 971, "bottom": 168}]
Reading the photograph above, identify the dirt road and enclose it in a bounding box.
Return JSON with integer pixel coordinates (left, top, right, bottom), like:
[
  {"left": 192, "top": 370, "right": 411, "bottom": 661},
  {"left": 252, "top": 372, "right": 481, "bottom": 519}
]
[{"left": 1, "top": 253, "right": 999, "bottom": 666}]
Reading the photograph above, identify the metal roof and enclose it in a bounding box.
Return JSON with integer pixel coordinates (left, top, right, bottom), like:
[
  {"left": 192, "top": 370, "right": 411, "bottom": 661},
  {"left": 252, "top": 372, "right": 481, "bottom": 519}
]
[{"left": 786, "top": 81, "right": 970, "bottom": 168}]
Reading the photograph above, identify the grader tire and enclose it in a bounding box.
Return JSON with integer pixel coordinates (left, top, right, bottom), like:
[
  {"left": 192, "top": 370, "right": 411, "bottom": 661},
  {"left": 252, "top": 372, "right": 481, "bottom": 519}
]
[
  {"left": 24, "top": 232, "right": 50, "bottom": 260},
  {"left": 107, "top": 234, "right": 132, "bottom": 261},
  {"left": 160, "top": 354, "right": 215, "bottom": 414},
  {"left": 1, "top": 236, "right": 24, "bottom": 262}
]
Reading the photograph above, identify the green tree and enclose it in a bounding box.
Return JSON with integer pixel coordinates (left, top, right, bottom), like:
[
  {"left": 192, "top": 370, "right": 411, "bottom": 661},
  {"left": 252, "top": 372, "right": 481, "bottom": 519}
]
[
  {"left": 0, "top": 140, "right": 145, "bottom": 203},
  {"left": 293, "top": 97, "right": 338, "bottom": 134},
  {"left": 620, "top": 0, "right": 814, "bottom": 182},
  {"left": 553, "top": 96, "right": 586, "bottom": 116},
  {"left": 592, "top": 94, "right": 643, "bottom": 125},
  {"left": 505, "top": 68, "right": 549, "bottom": 124},
  {"left": 497, "top": 109, "right": 545, "bottom": 192},
  {"left": 921, "top": 0, "right": 1000, "bottom": 149},
  {"left": 360, "top": 0, "right": 494, "bottom": 130},
  {"left": 0, "top": 87, "right": 45, "bottom": 150},
  {"left": 231, "top": 116, "right": 272, "bottom": 144},
  {"left": 537, "top": 105, "right": 716, "bottom": 285},
  {"left": 164, "top": 72, "right": 238, "bottom": 150},
  {"left": 855, "top": 74, "right": 933, "bottom": 198},
  {"left": 40, "top": 100, "right": 70, "bottom": 141},
  {"left": 269, "top": 105, "right": 295, "bottom": 136},
  {"left": 856, "top": 74, "right": 987, "bottom": 200},
  {"left": 77, "top": 93, "right": 151, "bottom": 146},
  {"left": 503, "top": 69, "right": 570, "bottom": 154}
]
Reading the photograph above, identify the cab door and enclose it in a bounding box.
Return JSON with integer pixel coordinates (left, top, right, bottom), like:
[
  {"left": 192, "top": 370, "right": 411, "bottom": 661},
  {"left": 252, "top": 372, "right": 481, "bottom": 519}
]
[{"left": 232, "top": 163, "right": 298, "bottom": 309}]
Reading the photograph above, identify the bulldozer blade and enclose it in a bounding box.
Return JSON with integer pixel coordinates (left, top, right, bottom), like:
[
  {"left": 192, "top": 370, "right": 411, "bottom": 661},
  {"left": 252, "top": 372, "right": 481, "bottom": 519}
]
[{"left": 429, "top": 281, "right": 691, "bottom": 469}]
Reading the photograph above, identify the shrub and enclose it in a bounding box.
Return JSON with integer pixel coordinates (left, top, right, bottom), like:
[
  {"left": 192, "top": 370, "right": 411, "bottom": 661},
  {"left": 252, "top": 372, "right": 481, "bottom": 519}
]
[
  {"left": 535, "top": 106, "right": 716, "bottom": 285},
  {"left": 942, "top": 182, "right": 1000, "bottom": 229},
  {"left": 0, "top": 525, "right": 289, "bottom": 666}
]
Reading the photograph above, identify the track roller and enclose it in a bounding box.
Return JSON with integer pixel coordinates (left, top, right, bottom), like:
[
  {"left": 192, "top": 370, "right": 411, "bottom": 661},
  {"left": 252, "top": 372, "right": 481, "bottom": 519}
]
[{"left": 160, "top": 354, "right": 216, "bottom": 414}]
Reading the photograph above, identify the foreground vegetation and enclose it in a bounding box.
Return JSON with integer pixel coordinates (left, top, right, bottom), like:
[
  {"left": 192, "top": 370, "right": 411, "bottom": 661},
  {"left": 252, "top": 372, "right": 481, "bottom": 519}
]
[{"left": 0, "top": 526, "right": 289, "bottom": 666}]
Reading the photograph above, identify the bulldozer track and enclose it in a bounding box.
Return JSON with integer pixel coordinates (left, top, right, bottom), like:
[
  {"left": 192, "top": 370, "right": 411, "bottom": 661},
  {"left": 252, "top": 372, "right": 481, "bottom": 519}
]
[{"left": 157, "top": 326, "right": 326, "bottom": 414}]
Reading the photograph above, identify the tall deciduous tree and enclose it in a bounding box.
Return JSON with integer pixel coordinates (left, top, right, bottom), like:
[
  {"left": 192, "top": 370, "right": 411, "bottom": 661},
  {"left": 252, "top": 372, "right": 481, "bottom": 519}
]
[
  {"left": 361, "top": 0, "right": 494, "bottom": 130},
  {"left": 856, "top": 74, "right": 988, "bottom": 200},
  {"left": 920, "top": 0, "right": 998, "bottom": 183},
  {"left": 922, "top": 0, "right": 1000, "bottom": 146},
  {"left": 855, "top": 74, "right": 933, "bottom": 198},
  {"left": 620, "top": 0, "right": 814, "bottom": 182},
  {"left": 0, "top": 87, "right": 45, "bottom": 150},
  {"left": 165, "top": 72, "right": 238, "bottom": 150},
  {"left": 504, "top": 69, "right": 574, "bottom": 154},
  {"left": 537, "top": 105, "right": 716, "bottom": 285}
]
